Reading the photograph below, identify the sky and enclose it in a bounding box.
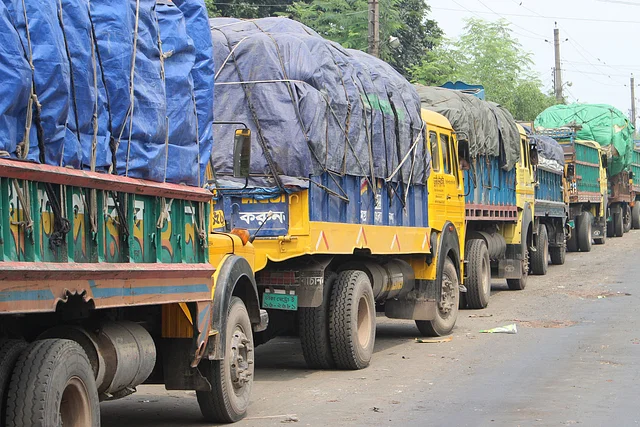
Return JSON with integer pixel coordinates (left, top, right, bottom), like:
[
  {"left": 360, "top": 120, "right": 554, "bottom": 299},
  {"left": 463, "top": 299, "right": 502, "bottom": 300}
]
[{"left": 427, "top": 0, "right": 639, "bottom": 122}]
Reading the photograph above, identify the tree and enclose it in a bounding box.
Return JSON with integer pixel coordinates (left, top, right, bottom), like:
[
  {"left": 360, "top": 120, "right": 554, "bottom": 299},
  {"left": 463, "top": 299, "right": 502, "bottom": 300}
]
[
  {"left": 205, "top": 0, "right": 293, "bottom": 19},
  {"left": 511, "top": 79, "right": 556, "bottom": 122},
  {"left": 408, "top": 39, "right": 459, "bottom": 86}
]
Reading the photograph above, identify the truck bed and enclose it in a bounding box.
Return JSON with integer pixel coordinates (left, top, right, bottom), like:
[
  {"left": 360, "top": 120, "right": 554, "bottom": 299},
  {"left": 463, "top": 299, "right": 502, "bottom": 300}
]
[
  {"left": 0, "top": 159, "right": 214, "bottom": 314},
  {"left": 464, "top": 155, "right": 517, "bottom": 220},
  {"left": 534, "top": 167, "right": 565, "bottom": 218}
]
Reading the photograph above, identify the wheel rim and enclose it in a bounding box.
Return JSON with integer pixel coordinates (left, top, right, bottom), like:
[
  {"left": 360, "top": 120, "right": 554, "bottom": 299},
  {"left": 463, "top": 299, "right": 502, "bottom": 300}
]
[
  {"left": 59, "top": 376, "right": 92, "bottom": 427},
  {"left": 438, "top": 270, "right": 456, "bottom": 319},
  {"left": 356, "top": 295, "right": 372, "bottom": 348},
  {"left": 229, "top": 325, "right": 253, "bottom": 395}
]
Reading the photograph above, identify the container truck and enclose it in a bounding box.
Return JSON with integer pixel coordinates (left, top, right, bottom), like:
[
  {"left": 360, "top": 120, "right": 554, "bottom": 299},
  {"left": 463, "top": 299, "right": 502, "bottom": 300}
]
[
  {"left": 630, "top": 149, "right": 640, "bottom": 229},
  {"left": 416, "top": 86, "right": 535, "bottom": 309},
  {"left": 536, "top": 105, "right": 635, "bottom": 242},
  {"left": 209, "top": 18, "right": 466, "bottom": 371},
  {"left": 0, "top": 0, "right": 265, "bottom": 424}
]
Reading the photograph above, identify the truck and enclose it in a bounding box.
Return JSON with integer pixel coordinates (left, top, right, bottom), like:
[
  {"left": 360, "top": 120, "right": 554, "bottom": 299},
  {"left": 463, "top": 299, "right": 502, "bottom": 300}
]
[
  {"left": 630, "top": 149, "right": 640, "bottom": 229},
  {"left": 209, "top": 18, "right": 466, "bottom": 371},
  {"left": 537, "top": 128, "right": 608, "bottom": 250},
  {"left": 0, "top": 0, "right": 265, "bottom": 424},
  {"left": 416, "top": 85, "right": 535, "bottom": 309},
  {"left": 536, "top": 104, "right": 636, "bottom": 242},
  {"left": 526, "top": 132, "right": 570, "bottom": 273}
]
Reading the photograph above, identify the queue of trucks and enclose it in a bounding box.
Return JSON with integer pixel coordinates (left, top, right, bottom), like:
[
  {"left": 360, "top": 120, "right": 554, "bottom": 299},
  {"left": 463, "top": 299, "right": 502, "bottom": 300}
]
[{"left": 0, "top": 7, "right": 637, "bottom": 426}]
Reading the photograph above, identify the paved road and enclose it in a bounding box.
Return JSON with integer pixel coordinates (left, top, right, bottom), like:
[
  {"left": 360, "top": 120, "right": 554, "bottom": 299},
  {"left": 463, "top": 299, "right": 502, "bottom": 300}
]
[{"left": 102, "top": 231, "right": 640, "bottom": 427}]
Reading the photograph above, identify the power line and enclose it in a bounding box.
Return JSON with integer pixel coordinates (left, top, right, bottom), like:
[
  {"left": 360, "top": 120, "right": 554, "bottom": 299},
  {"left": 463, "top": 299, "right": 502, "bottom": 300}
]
[
  {"left": 430, "top": 6, "right": 640, "bottom": 24},
  {"left": 475, "top": 0, "right": 547, "bottom": 39}
]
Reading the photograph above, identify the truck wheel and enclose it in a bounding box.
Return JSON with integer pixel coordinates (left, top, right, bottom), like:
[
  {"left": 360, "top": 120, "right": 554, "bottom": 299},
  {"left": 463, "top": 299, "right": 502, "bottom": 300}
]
[
  {"left": 416, "top": 257, "right": 459, "bottom": 337},
  {"left": 632, "top": 204, "right": 640, "bottom": 229},
  {"left": 577, "top": 212, "right": 592, "bottom": 252},
  {"left": 613, "top": 211, "right": 624, "bottom": 237},
  {"left": 531, "top": 224, "right": 549, "bottom": 275},
  {"left": 329, "top": 270, "right": 376, "bottom": 370},
  {"left": 0, "top": 340, "right": 26, "bottom": 423},
  {"left": 197, "top": 297, "right": 254, "bottom": 423},
  {"left": 549, "top": 243, "right": 566, "bottom": 265},
  {"left": 464, "top": 239, "right": 491, "bottom": 309},
  {"left": 623, "top": 205, "right": 632, "bottom": 233},
  {"left": 299, "top": 273, "right": 336, "bottom": 369},
  {"left": 506, "top": 246, "right": 529, "bottom": 290},
  {"left": 5, "top": 339, "right": 100, "bottom": 427}
]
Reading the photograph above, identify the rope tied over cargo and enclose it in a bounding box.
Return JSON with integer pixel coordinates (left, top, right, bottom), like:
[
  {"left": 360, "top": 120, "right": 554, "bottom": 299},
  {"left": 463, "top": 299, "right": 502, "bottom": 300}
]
[
  {"left": 157, "top": 197, "right": 174, "bottom": 230},
  {"left": 10, "top": 180, "right": 33, "bottom": 231}
]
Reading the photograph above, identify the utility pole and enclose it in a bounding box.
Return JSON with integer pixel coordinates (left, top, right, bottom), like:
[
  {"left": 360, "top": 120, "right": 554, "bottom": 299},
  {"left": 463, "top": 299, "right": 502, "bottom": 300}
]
[
  {"left": 553, "top": 24, "right": 563, "bottom": 103},
  {"left": 631, "top": 74, "right": 636, "bottom": 130},
  {"left": 368, "top": 0, "right": 379, "bottom": 57}
]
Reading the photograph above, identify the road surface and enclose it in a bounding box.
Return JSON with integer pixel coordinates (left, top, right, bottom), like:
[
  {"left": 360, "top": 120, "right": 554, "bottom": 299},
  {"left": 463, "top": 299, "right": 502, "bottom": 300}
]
[{"left": 102, "top": 231, "right": 640, "bottom": 426}]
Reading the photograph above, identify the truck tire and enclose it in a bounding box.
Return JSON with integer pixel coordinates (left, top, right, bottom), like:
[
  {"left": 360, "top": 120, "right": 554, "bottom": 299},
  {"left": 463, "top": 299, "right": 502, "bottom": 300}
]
[
  {"left": 531, "top": 224, "right": 549, "bottom": 275},
  {"left": 506, "top": 245, "right": 529, "bottom": 290},
  {"left": 613, "top": 211, "right": 624, "bottom": 237},
  {"left": 0, "top": 340, "right": 26, "bottom": 423},
  {"left": 329, "top": 270, "right": 376, "bottom": 370},
  {"left": 416, "top": 257, "right": 459, "bottom": 337},
  {"left": 623, "top": 204, "right": 632, "bottom": 233},
  {"left": 5, "top": 339, "right": 100, "bottom": 427},
  {"left": 464, "top": 239, "right": 491, "bottom": 309},
  {"left": 299, "top": 273, "right": 336, "bottom": 369},
  {"left": 198, "top": 297, "right": 253, "bottom": 423},
  {"left": 632, "top": 204, "right": 640, "bottom": 229},
  {"left": 577, "top": 212, "right": 592, "bottom": 252},
  {"left": 549, "top": 243, "right": 566, "bottom": 265}
]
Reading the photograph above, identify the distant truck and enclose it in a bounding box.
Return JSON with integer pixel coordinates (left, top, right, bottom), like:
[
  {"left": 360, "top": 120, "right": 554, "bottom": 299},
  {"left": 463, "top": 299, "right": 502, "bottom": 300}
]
[
  {"left": 538, "top": 128, "right": 608, "bottom": 249},
  {"left": 417, "top": 85, "right": 535, "bottom": 309},
  {"left": 631, "top": 149, "right": 640, "bottom": 229}
]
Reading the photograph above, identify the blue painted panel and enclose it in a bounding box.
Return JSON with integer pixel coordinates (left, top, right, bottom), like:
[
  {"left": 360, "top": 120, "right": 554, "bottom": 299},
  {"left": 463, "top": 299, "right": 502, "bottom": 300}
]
[
  {"left": 535, "top": 168, "right": 563, "bottom": 204},
  {"left": 465, "top": 155, "right": 517, "bottom": 206},
  {"left": 220, "top": 195, "right": 289, "bottom": 237}
]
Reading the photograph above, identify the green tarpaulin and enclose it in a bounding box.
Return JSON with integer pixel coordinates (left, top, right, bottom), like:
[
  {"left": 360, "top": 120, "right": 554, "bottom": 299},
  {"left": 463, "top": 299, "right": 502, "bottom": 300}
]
[{"left": 534, "top": 103, "right": 635, "bottom": 177}]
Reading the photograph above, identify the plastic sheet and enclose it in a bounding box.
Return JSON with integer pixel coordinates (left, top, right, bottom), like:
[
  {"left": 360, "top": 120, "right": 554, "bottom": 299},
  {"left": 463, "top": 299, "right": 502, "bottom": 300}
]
[
  {"left": 0, "top": 1, "right": 31, "bottom": 159},
  {"left": 210, "top": 17, "right": 427, "bottom": 190}
]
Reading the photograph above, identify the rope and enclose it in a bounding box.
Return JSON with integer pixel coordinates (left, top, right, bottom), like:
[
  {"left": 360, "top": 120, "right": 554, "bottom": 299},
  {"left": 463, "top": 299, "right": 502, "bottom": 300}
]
[
  {"left": 156, "top": 197, "right": 174, "bottom": 229},
  {"left": 57, "top": 0, "right": 79, "bottom": 166},
  {"left": 10, "top": 180, "right": 33, "bottom": 230},
  {"left": 124, "top": 0, "right": 141, "bottom": 177}
]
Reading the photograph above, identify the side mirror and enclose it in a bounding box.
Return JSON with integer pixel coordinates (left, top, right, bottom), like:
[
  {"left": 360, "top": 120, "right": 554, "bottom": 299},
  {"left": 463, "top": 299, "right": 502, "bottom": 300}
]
[
  {"left": 600, "top": 154, "right": 608, "bottom": 169},
  {"left": 530, "top": 148, "right": 539, "bottom": 167},
  {"left": 457, "top": 139, "right": 471, "bottom": 171},
  {"left": 233, "top": 129, "right": 252, "bottom": 178}
]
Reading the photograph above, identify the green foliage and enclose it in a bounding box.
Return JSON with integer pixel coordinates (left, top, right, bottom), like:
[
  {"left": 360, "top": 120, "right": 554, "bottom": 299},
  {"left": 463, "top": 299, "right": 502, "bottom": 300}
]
[
  {"left": 206, "top": 0, "right": 293, "bottom": 19},
  {"left": 411, "top": 17, "right": 557, "bottom": 120}
]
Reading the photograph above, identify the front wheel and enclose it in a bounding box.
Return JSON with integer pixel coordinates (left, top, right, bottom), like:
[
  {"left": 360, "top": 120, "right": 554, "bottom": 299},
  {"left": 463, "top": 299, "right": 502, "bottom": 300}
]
[
  {"left": 197, "top": 296, "right": 254, "bottom": 423},
  {"left": 416, "top": 257, "right": 459, "bottom": 336},
  {"left": 613, "top": 211, "right": 624, "bottom": 237},
  {"left": 577, "top": 212, "right": 593, "bottom": 252},
  {"left": 623, "top": 204, "right": 632, "bottom": 233},
  {"left": 329, "top": 270, "right": 376, "bottom": 370},
  {"left": 5, "top": 339, "right": 100, "bottom": 427}
]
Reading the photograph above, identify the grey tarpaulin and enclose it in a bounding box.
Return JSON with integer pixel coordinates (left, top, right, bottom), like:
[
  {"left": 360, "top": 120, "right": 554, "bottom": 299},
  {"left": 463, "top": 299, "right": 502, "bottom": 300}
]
[
  {"left": 523, "top": 125, "right": 565, "bottom": 174},
  {"left": 414, "top": 84, "right": 521, "bottom": 171},
  {"left": 210, "top": 17, "right": 428, "bottom": 192}
]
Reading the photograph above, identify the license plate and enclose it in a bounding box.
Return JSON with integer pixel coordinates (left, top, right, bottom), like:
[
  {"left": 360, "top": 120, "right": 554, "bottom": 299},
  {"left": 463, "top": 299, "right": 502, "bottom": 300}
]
[{"left": 262, "top": 292, "right": 298, "bottom": 311}]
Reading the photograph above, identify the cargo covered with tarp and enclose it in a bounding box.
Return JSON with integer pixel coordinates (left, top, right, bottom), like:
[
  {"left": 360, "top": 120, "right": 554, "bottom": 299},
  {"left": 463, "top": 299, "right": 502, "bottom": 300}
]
[
  {"left": 414, "top": 84, "right": 521, "bottom": 171},
  {"left": 521, "top": 125, "right": 564, "bottom": 174},
  {"left": 534, "top": 103, "right": 635, "bottom": 177},
  {"left": 0, "top": 0, "right": 214, "bottom": 187},
  {"left": 210, "top": 17, "right": 428, "bottom": 194}
]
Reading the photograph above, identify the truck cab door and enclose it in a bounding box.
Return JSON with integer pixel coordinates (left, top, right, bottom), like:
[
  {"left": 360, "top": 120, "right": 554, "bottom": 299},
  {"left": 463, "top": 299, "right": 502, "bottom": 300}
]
[
  {"left": 442, "top": 132, "right": 465, "bottom": 233},
  {"left": 427, "top": 128, "right": 447, "bottom": 230}
]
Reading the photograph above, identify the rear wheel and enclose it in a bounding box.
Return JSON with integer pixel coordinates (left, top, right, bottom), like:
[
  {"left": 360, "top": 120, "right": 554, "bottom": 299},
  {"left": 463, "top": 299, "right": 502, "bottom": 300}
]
[
  {"left": 577, "top": 212, "right": 593, "bottom": 252},
  {"left": 197, "top": 297, "right": 254, "bottom": 423},
  {"left": 464, "top": 239, "right": 491, "bottom": 309},
  {"left": 549, "top": 243, "right": 566, "bottom": 265},
  {"left": 0, "top": 340, "right": 26, "bottom": 423},
  {"left": 5, "top": 339, "right": 100, "bottom": 427},
  {"left": 623, "top": 204, "right": 632, "bottom": 233},
  {"left": 299, "top": 273, "right": 336, "bottom": 369},
  {"left": 329, "top": 270, "right": 376, "bottom": 370},
  {"left": 632, "top": 204, "right": 640, "bottom": 230},
  {"left": 416, "top": 257, "right": 459, "bottom": 336},
  {"left": 613, "top": 211, "right": 624, "bottom": 237},
  {"left": 531, "top": 224, "right": 549, "bottom": 275},
  {"left": 507, "top": 232, "right": 529, "bottom": 291}
]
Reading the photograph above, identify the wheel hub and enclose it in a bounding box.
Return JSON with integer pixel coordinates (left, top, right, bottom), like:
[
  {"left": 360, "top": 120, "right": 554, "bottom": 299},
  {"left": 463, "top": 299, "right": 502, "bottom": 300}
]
[{"left": 229, "top": 328, "right": 253, "bottom": 390}]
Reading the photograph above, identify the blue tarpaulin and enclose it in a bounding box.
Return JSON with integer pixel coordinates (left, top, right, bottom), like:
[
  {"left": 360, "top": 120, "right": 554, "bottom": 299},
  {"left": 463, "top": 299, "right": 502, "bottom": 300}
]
[
  {"left": 157, "top": 0, "right": 199, "bottom": 186},
  {"left": 0, "top": 1, "right": 31, "bottom": 159},
  {"left": 0, "top": 0, "right": 215, "bottom": 186},
  {"left": 173, "top": 0, "right": 215, "bottom": 187},
  {"left": 3, "top": 0, "right": 80, "bottom": 167}
]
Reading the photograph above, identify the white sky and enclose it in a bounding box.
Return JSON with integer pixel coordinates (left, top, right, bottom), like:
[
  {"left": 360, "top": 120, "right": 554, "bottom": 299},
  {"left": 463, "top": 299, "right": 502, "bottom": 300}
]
[{"left": 428, "top": 0, "right": 640, "bottom": 119}]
